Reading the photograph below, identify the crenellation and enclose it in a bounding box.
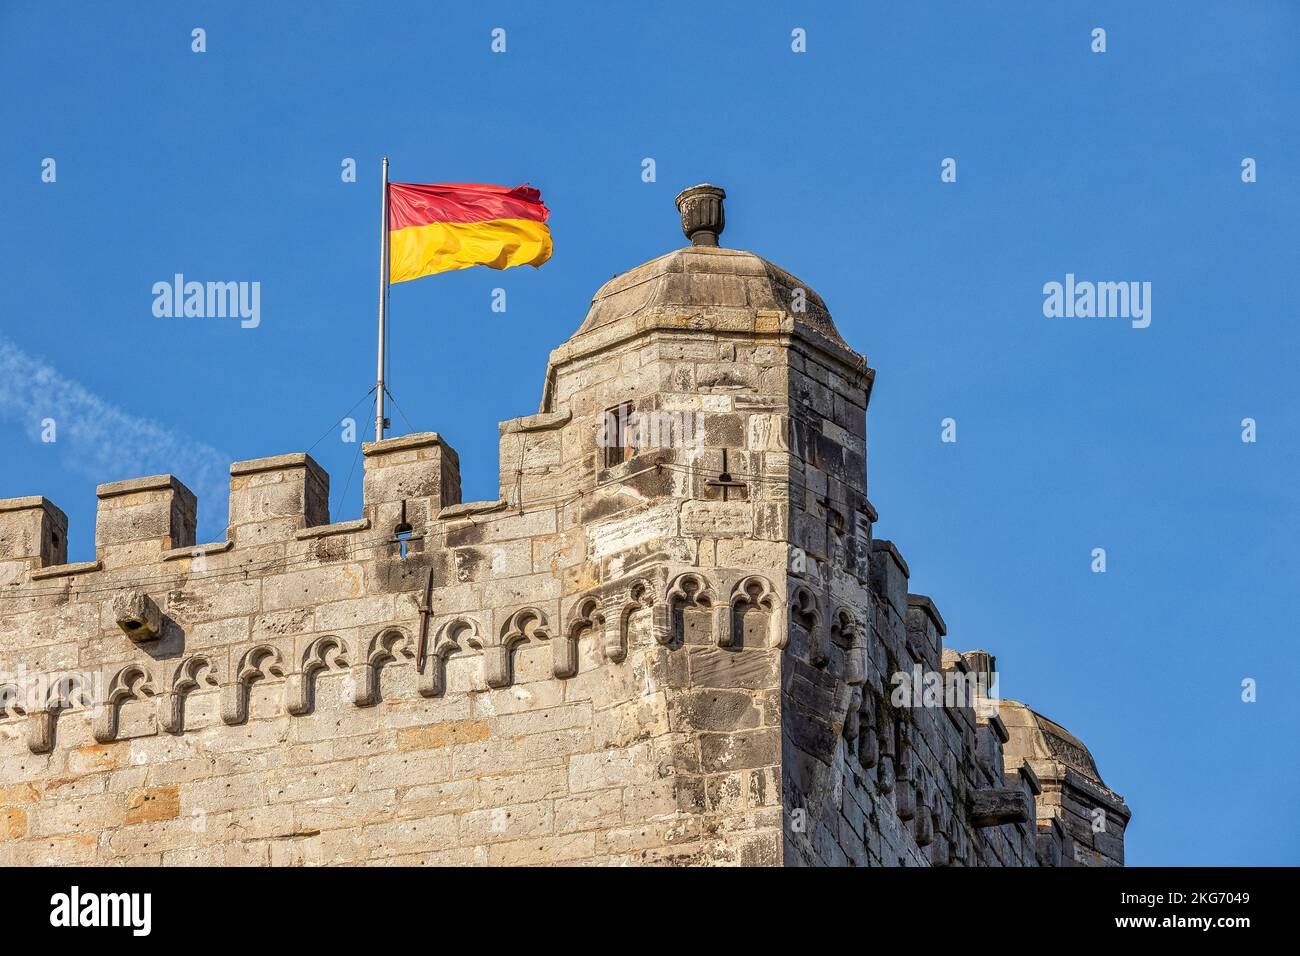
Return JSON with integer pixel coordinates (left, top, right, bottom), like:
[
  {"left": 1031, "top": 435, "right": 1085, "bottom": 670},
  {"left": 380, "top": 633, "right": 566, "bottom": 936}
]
[
  {"left": 868, "top": 538, "right": 910, "bottom": 622},
  {"left": 362, "top": 432, "right": 461, "bottom": 541},
  {"left": 95, "top": 474, "right": 197, "bottom": 569},
  {"left": 0, "top": 497, "right": 69, "bottom": 583},
  {"left": 228, "top": 453, "right": 329, "bottom": 549},
  {"left": 905, "top": 593, "right": 946, "bottom": 665}
]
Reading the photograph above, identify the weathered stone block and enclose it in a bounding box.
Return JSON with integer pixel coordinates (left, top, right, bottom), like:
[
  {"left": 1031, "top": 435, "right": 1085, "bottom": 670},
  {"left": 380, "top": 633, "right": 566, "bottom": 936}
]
[
  {"left": 681, "top": 500, "right": 752, "bottom": 537},
  {"left": 0, "top": 496, "right": 67, "bottom": 570},
  {"left": 112, "top": 590, "right": 162, "bottom": 642},
  {"left": 968, "top": 788, "right": 1031, "bottom": 828},
  {"left": 126, "top": 786, "right": 180, "bottom": 824},
  {"left": 95, "top": 475, "right": 196, "bottom": 559}
]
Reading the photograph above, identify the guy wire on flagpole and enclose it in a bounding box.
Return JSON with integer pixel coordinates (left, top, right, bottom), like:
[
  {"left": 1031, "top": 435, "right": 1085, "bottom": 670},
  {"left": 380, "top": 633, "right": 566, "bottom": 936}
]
[{"left": 375, "top": 156, "right": 391, "bottom": 442}]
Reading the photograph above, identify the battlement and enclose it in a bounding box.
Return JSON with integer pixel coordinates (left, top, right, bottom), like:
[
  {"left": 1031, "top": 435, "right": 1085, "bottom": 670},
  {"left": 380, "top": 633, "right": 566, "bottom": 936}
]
[
  {"left": 0, "top": 433, "right": 464, "bottom": 587},
  {"left": 0, "top": 186, "right": 1126, "bottom": 867}
]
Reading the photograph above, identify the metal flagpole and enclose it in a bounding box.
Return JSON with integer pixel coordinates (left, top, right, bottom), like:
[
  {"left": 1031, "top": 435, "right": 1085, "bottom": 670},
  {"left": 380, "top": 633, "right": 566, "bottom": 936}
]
[{"left": 375, "top": 156, "right": 391, "bottom": 442}]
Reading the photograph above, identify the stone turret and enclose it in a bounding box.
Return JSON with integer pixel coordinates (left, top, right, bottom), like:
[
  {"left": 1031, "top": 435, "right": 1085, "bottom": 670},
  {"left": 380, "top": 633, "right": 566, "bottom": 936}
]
[
  {"left": 0, "top": 187, "right": 1124, "bottom": 867},
  {"left": 1001, "top": 701, "right": 1131, "bottom": 866}
]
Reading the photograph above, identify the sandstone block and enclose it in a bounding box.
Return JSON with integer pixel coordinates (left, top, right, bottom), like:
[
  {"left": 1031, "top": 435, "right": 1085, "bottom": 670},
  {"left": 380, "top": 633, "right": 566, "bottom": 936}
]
[
  {"left": 126, "top": 786, "right": 180, "bottom": 824},
  {"left": 397, "top": 719, "right": 490, "bottom": 751}
]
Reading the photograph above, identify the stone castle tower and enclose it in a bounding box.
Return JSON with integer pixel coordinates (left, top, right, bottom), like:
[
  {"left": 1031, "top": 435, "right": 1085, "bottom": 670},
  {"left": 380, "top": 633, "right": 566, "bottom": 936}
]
[{"left": 0, "top": 186, "right": 1129, "bottom": 866}]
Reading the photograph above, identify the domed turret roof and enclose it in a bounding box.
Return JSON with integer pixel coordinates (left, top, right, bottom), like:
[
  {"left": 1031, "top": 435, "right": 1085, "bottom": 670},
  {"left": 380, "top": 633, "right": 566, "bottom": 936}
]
[
  {"left": 570, "top": 185, "right": 852, "bottom": 353},
  {"left": 1001, "top": 699, "right": 1111, "bottom": 788}
]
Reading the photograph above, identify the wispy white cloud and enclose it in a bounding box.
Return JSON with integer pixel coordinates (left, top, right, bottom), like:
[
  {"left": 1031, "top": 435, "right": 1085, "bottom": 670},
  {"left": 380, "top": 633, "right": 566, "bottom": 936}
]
[{"left": 0, "top": 335, "right": 229, "bottom": 534}]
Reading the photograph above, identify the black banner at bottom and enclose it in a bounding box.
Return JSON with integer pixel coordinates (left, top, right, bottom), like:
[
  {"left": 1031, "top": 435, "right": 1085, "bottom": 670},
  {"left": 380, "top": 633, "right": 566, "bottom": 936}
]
[{"left": 5, "top": 865, "right": 1283, "bottom": 941}]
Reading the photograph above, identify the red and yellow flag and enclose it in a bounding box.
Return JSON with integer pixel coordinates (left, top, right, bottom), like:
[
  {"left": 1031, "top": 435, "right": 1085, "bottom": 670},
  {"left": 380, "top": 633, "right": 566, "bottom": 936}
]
[{"left": 387, "top": 182, "right": 552, "bottom": 283}]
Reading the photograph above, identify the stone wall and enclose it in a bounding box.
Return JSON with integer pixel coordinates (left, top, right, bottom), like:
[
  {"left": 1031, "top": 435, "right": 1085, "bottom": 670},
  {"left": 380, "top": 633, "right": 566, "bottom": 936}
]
[{"left": 0, "top": 186, "right": 1127, "bottom": 866}]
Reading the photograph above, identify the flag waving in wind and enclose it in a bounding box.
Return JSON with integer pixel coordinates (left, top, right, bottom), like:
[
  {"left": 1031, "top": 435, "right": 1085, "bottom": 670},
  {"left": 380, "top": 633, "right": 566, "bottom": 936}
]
[{"left": 387, "top": 182, "right": 552, "bottom": 283}]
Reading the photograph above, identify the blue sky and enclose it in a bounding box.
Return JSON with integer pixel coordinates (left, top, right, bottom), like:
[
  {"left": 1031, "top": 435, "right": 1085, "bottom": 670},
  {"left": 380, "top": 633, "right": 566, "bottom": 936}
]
[{"left": 2, "top": 2, "right": 1297, "bottom": 865}]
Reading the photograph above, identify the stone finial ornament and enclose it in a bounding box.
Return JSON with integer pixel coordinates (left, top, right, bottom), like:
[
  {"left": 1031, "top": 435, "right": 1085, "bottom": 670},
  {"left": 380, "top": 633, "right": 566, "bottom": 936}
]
[
  {"left": 113, "top": 590, "right": 162, "bottom": 642},
  {"left": 674, "top": 184, "right": 726, "bottom": 246}
]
